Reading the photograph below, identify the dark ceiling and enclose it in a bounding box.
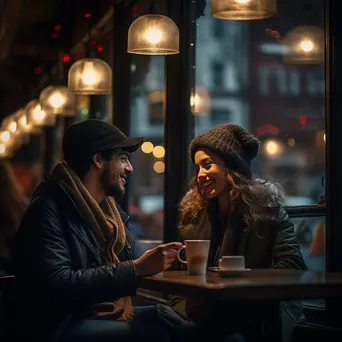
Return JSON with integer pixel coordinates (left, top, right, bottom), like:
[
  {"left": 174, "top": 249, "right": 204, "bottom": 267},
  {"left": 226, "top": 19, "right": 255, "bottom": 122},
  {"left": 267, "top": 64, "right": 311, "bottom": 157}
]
[{"left": 0, "top": 0, "right": 109, "bottom": 118}]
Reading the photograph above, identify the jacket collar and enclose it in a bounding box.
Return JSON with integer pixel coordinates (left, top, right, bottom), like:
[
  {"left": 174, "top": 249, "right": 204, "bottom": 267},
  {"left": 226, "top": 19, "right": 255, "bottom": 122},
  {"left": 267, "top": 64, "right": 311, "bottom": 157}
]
[
  {"left": 33, "top": 179, "right": 129, "bottom": 225},
  {"left": 180, "top": 200, "right": 252, "bottom": 256}
]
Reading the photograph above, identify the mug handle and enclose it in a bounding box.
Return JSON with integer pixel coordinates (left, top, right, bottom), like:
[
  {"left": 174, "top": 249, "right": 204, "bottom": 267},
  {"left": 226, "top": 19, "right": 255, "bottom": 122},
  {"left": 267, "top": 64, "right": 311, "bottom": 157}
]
[{"left": 177, "top": 246, "right": 187, "bottom": 264}]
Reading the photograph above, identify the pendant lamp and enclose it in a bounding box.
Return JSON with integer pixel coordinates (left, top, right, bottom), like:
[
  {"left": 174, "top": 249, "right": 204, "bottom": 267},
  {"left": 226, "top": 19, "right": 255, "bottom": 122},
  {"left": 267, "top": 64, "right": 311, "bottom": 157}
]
[
  {"left": 68, "top": 58, "right": 112, "bottom": 94},
  {"left": 26, "top": 99, "right": 57, "bottom": 127},
  {"left": 211, "top": 0, "right": 276, "bottom": 20},
  {"left": 190, "top": 86, "right": 211, "bottom": 115},
  {"left": 40, "top": 86, "right": 76, "bottom": 116},
  {"left": 128, "top": 14, "right": 179, "bottom": 55},
  {"left": 283, "top": 26, "right": 324, "bottom": 64}
]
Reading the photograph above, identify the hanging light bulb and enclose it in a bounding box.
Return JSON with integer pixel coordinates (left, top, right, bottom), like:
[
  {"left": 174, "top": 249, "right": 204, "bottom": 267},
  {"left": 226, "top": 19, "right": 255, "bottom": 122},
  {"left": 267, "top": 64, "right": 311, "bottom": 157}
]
[
  {"left": 0, "top": 130, "right": 11, "bottom": 143},
  {"left": 40, "top": 86, "right": 76, "bottom": 116},
  {"left": 16, "top": 109, "right": 31, "bottom": 133},
  {"left": 283, "top": 26, "right": 324, "bottom": 64},
  {"left": 211, "top": 0, "right": 276, "bottom": 20},
  {"left": 68, "top": 58, "right": 112, "bottom": 94},
  {"left": 190, "top": 86, "right": 211, "bottom": 115},
  {"left": 128, "top": 14, "right": 179, "bottom": 55},
  {"left": 25, "top": 99, "right": 56, "bottom": 127},
  {"left": 262, "top": 138, "right": 284, "bottom": 158},
  {"left": 1, "top": 115, "right": 18, "bottom": 135}
]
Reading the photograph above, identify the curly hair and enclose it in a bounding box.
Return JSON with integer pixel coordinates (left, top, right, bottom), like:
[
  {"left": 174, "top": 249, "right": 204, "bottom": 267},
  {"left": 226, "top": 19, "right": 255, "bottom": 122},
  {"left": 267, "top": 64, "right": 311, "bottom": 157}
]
[{"left": 179, "top": 170, "right": 285, "bottom": 228}]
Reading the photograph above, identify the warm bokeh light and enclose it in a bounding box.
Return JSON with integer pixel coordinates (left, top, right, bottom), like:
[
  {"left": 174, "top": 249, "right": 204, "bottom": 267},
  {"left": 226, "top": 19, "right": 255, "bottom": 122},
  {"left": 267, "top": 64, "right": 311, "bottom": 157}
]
[
  {"left": 33, "top": 105, "right": 46, "bottom": 121},
  {"left": 323, "top": 133, "right": 326, "bottom": 142},
  {"left": 264, "top": 139, "right": 284, "bottom": 157},
  {"left": 9, "top": 121, "right": 17, "bottom": 133},
  {"left": 236, "top": 0, "right": 250, "bottom": 3},
  {"left": 0, "top": 144, "right": 5, "bottom": 154},
  {"left": 153, "top": 161, "right": 165, "bottom": 173},
  {"left": 300, "top": 39, "right": 314, "bottom": 52},
  {"left": 153, "top": 146, "right": 165, "bottom": 158},
  {"left": 141, "top": 141, "right": 154, "bottom": 154},
  {"left": 145, "top": 29, "right": 162, "bottom": 44},
  {"left": 0, "top": 131, "right": 11, "bottom": 143},
  {"left": 148, "top": 91, "right": 164, "bottom": 104},
  {"left": 82, "top": 63, "right": 99, "bottom": 86},
  {"left": 190, "top": 86, "right": 210, "bottom": 115},
  {"left": 18, "top": 114, "right": 27, "bottom": 127},
  {"left": 49, "top": 93, "right": 66, "bottom": 108},
  {"left": 288, "top": 138, "right": 296, "bottom": 147}
]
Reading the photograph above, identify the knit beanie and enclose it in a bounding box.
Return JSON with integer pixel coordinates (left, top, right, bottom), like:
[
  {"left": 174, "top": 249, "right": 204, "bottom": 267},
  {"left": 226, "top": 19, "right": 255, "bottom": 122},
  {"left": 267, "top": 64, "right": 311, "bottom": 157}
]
[{"left": 189, "top": 124, "right": 260, "bottom": 178}]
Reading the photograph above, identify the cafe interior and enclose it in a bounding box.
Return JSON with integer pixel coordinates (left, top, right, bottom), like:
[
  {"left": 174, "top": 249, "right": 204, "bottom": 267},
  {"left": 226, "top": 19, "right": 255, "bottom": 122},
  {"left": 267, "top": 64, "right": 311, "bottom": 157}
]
[{"left": 0, "top": 0, "right": 341, "bottom": 341}]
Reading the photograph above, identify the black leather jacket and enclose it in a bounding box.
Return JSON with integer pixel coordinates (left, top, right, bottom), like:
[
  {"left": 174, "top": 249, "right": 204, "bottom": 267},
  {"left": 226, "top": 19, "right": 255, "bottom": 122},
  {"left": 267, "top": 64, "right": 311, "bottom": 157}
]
[{"left": 13, "top": 180, "right": 138, "bottom": 341}]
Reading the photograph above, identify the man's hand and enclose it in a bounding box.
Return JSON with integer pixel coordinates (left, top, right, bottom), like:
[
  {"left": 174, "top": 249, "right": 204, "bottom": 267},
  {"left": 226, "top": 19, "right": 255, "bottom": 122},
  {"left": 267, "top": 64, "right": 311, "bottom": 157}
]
[{"left": 133, "top": 242, "right": 183, "bottom": 277}]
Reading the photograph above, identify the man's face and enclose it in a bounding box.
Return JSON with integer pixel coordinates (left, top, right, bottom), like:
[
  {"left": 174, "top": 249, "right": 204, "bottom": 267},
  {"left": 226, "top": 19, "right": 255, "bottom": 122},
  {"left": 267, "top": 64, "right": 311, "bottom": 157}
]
[{"left": 100, "top": 148, "right": 133, "bottom": 199}]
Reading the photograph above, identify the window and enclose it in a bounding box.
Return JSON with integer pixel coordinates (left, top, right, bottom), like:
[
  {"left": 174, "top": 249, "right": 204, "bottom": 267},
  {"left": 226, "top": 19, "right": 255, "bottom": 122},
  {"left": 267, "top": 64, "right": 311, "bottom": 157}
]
[
  {"left": 196, "top": 0, "right": 325, "bottom": 207},
  {"left": 307, "top": 70, "right": 325, "bottom": 95},
  {"left": 211, "top": 109, "right": 231, "bottom": 124},
  {"left": 128, "top": 55, "right": 165, "bottom": 254},
  {"left": 258, "top": 66, "right": 301, "bottom": 96},
  {"left": 212, "top": 19, "right": 224, "bottom": 38},
  {"left": 211, "top": 61, "right": 225, "bottom": 88}
]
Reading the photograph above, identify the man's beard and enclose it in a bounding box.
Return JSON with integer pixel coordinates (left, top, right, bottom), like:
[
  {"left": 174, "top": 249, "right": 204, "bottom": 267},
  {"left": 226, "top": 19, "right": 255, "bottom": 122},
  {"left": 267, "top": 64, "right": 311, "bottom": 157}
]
[{"left": 100, "top": 164, "right": 125, "bottom": 200}]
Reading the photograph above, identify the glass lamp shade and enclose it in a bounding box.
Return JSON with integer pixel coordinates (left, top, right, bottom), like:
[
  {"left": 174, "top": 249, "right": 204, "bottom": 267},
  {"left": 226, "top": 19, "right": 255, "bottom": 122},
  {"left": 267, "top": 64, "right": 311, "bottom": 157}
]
[
  {"left": 1, "top": 115, "right": 19, "bottom": 135},
  {"left": 0, "top": 140, "right": 15, "bottom": 159},
  {"left": 68, "top": 58, "right": 112, "bottom": 95},
  {"left": 25, "top": 99, "right": 56, "bottom": 127},
  {"left": 40, "top": 86, "right": 77, "bottom": 116},
  {"left": 191, "top": 86, "right": 211, "bottom": 115},
  {"left": 211, "top": 0, "right": 276, "bottom": 20},
  {"left": 128, "top": 14, "right": 179, "bottom": 55},
  {"left": 0, "top": 129, "right": 11, "bottom": 144},
  {"left": 283, "top": 26, "right": 324, "bottom": 64},
  {"left": 16, "top": 109, "right": 34, "bottom": 134}
]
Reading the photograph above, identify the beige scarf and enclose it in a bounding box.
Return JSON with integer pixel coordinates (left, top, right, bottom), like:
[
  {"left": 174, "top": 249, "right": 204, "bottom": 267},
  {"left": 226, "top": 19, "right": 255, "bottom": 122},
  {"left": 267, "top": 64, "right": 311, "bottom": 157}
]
[{"left": 50, "top": 161, "right": 134, "bottom": 321}]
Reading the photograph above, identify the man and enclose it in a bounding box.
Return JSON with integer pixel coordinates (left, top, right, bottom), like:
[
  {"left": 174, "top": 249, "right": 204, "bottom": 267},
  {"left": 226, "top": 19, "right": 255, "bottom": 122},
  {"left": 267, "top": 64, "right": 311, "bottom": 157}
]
[{"left": 13, "top": 119, "right": 182, "bottom": 342}]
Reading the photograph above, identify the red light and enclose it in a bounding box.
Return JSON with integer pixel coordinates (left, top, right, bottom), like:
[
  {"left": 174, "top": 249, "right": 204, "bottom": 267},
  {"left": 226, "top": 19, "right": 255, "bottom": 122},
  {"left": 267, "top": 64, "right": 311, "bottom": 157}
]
[
  {"left": 84, "top": 12, "right": 91, "bottom": 18},
  {"left": 51, "top": 32, "right": 59, "bottom": 39},
  {"left": 54, "top": 24, "right": 62, "bottom": 31},
  {"left": 132, "top": 5, "right": 139, "bottom": 16},
  {"left": 91, "top": 39, "right": 97, "bottom": 45},
  {"left": 74, "top": 54, "right": 81, "bottom": 60},
  {"left": 97, "top": 44, "right": 103, "bottom": 52},
  {"left": 62, "top": 54, "right": 71, "bottom": 63},
  {"left": 270, "top": 126, "right": 279, "bottom": 135},
  {"left": 257, "top": 127, "right": 265, "bottom": 136},
  {"left": 299, "top": 115, "right": 307, "bottom": 125},
  {"left": 34, "top": 66, "right": 41, "bottom": 74}
]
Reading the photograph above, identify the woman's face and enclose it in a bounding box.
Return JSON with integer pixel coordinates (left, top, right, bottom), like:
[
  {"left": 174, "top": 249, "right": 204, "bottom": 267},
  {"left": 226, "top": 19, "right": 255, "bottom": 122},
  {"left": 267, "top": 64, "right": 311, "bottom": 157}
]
[{"left": 194, "top": 148, "right": 229, "bottom": 199}]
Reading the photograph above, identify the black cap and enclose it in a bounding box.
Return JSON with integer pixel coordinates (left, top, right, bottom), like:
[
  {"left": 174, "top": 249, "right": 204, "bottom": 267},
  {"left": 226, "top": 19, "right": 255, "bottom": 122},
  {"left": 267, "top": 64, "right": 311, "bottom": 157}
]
[{"left": 62, "top": 119, "right": 144, "bottom": 161}]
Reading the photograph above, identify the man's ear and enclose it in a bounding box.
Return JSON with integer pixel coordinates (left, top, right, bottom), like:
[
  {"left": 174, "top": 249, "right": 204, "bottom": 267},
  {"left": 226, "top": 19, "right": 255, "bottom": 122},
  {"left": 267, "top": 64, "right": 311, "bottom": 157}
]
[{"left": 92, "top": 153, "right": 102, "bottom": 169}]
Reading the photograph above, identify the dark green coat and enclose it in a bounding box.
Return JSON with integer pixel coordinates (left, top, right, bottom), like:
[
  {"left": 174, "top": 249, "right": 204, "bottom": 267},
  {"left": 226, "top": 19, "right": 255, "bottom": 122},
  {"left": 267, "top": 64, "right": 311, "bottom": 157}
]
[{"left": 171, "top": 190, "right": 307, "bottom": 340}]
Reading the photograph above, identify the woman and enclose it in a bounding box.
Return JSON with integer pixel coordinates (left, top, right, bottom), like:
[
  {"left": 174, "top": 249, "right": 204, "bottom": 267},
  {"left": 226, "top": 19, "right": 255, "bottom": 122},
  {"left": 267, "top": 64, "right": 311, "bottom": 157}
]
[
  {"left": 171, "top": 124, "right": 307, "bottom": 341},
  {"left": 0, "top": 160, "right": 28, "bottom": 273}
]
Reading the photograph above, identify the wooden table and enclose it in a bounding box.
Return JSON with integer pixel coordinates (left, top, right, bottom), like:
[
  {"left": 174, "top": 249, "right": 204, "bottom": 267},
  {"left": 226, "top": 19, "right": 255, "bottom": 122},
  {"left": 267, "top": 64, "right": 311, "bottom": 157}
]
[{"left": 137, "top": 269, "right": 342, "bottom": 300}]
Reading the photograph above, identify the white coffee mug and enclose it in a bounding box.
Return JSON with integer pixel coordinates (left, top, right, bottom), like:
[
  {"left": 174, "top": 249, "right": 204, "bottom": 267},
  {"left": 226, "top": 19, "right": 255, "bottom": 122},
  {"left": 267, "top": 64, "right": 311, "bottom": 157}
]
[
  {"left": 218, "top": 256, "right": 245, "bottom": 270},
  {"left": 177, "top": 240, "right": 210, "bottom": 275}
]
